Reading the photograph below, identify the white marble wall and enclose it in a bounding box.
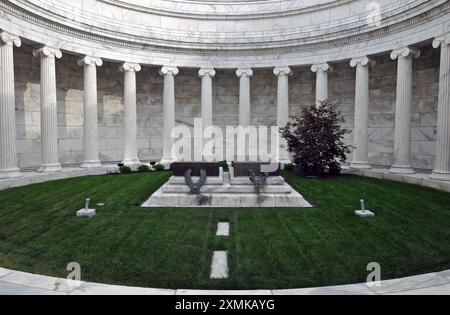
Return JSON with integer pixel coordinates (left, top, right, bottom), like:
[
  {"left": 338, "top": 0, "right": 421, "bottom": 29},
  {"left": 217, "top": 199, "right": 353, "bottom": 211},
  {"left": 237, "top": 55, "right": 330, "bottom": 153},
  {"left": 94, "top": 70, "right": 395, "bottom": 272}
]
[{"left": 12, "top": 44, "right": 440, "bottom": 170}]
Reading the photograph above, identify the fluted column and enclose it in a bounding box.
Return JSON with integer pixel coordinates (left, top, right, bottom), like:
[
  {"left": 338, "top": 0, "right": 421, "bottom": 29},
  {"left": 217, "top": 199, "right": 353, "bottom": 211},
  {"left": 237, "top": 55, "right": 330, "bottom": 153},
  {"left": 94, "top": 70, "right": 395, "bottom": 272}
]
[
  {"left": 120, "top": 62, "right": 141, "bottom": 165},
  {"left": 389, "top": 47, "right": 421, "bottom": 174},
  {"left": 236, "top": 68, "right": 253, "bottom": 127},
  {"left": 311, "top": 63, "right": 331, "bottom": 107},
  {"left": 350, "top": 57, "right": 375, "bottom": 170},
  {"left": 0, "top": 32, "right": 22, "bottom": 179},
  {"left": 78, "top": 56, "right": 102, "bottom": 168},
  {"left": 33, "top": 46, "right": 63, "bottom": 173},
  {"left": 274, "top": 66, "right": 292, "bottom": 164},
  {"left": 160, "top": 66, "right": 179, "bottom": 165},
  {"left": 431, "top": 35, "right": 450, "bottom": 181},
  {"left": 198, "top": 68, "right": 216, "bottom": 129}
]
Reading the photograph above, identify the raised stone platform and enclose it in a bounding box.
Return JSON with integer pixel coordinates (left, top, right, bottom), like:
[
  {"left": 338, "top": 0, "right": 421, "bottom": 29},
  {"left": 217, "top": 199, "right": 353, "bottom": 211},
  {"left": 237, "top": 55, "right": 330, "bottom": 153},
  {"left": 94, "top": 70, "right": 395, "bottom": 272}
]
[{"left": 142, "top": 171, "right": 312, "bottom": 208}]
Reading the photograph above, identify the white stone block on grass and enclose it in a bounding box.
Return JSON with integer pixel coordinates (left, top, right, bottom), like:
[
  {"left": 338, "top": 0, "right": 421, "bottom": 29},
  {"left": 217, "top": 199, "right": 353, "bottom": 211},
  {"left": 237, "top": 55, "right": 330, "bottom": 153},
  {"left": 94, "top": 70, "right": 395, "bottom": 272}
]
[
  {"left": 210, "top": 251, "right": 229, "bottom": 279},
  {"left": 355, "top": 210, "right": 375, "bottom": 218},
  {"left": 76, "top": 209, "right": 96, "bottom": 218},
  {"left": 216, "top": 223, "right": 230, "bottom": 236}
]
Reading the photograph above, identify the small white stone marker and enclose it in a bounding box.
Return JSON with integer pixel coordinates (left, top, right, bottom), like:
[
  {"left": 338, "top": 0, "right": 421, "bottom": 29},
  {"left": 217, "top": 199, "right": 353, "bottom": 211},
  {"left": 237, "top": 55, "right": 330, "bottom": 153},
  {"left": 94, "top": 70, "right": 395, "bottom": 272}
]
[
  {"left": 355, "top": 199, "right": 375, "bottom": 218},
  {"left": 77, "top": 198, "right": 96, "bottom": 218},
  {"left": 216, "top": 222, "right": 230, "bottom": 236},
  {"left": 210, "top": 251, "right": 229, "bottom": 279}
]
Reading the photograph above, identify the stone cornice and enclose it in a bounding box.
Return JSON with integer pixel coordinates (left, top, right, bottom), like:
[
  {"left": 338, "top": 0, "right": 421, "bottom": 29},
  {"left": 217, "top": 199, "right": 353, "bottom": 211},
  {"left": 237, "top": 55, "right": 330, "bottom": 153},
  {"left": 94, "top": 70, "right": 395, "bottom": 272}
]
[
  {"left": 99, "top": 0, "right": 355, "bottom": 20},
  {"left": 1, "top": 0, "right": 449, "bottom": 57}
]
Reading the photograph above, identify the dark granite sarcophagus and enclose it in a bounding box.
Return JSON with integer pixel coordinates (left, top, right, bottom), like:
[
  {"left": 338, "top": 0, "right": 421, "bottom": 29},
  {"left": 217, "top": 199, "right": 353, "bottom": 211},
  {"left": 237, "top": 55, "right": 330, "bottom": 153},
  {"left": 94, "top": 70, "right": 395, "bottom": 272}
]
[
  {"left": 232, "top": 162, "right": 280, "bottom": 177},
  {"left": 171, "top": 162, "right": 221, "bottom": 177}
]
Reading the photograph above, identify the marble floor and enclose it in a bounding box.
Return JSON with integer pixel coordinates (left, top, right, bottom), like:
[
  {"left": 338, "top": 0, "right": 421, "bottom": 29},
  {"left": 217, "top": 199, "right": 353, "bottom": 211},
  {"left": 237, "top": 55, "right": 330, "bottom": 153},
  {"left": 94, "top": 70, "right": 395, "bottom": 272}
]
[{"left": 0, "top": 267, "right": 449, "bottom": 295}]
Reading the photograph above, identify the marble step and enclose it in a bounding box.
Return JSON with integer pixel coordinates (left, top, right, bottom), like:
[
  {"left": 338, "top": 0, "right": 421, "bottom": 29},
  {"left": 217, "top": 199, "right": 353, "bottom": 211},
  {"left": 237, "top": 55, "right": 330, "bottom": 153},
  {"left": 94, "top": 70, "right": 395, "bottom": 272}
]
[
  {"left": 162, "top": 184, "right": 293, "bottom": 194},
  {"left": 142, "top": 193, "right": 312, "bottom": 208}
]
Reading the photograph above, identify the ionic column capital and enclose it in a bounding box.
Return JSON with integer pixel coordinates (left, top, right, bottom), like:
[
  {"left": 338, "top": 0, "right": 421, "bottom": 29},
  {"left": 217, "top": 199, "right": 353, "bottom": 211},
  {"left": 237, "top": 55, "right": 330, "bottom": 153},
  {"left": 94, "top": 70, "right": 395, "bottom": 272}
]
[
  {"left": 390, "top": 47, "right": 421, "bottom": 60},
  {"left": 198, "top": 68, "right": 216, "bottom": 78},
  {"left": 32, "top": 46, "right": 62, "bottom": 59},
  {"left": 160, "top": 66, "right": 179, "bottom": 76},
  {"left": 311, "top": 63, "right": 331, "bottom": 73},
  {"left": 350, "top": 56, "right": 376, "bottom": 68},
  {"left": 78, "top": 56, "right": 103, "bottom": 67},
  {"left": 273, "top": 66, "right": 292, "bottom": 76},
  {"left": 236, "top": 68, "right": 253, "bottom": 78},
  {"left": 120, "top": 62, "right": 141, "bottom": 73},
  {"left": 0, "top": 31, "right": 21, "bottom": 47},
  {"left": 433, "top": 34, "right": 450, "bottom": 48}
]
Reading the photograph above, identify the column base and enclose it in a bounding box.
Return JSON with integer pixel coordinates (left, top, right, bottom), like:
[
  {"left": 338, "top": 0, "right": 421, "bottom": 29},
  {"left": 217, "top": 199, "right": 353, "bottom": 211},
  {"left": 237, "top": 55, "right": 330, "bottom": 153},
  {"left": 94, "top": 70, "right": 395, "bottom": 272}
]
[
  {"left": 0, "top": 167, "right": 23, "bottom": 179},
  {"left": 389, "top": 165, "right": 415, "bottom": 174},
  {"left": 80, "top": 161, "right": 103, "bottom": 169},
  {"left": 430, "top": 171, "right": 450, "bottom": 181},
  {"left": 350, "top": 161, "right": 372, "bottom": 170},
  {"left": 122, "top": 158, "right": 141, "bottom": 167},
  {"left": 38, "top": 163, "right": 63, "bottom": 173}
]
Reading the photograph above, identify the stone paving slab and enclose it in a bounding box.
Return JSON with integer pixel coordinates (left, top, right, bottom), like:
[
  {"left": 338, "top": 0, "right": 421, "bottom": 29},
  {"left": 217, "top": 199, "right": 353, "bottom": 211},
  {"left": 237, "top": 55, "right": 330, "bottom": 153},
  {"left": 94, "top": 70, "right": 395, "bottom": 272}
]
[
  {"left": 70, "top": 283, "right": 175, "bottom": 295},
  {"left": 0, "top": 281, "right": 66, "bottom": 295},
  {"left": 177, "top": 290, "right": 272, "bottom": 296},
  {"left": 273, "top": 284, "right": 377, "bottom": 295},
  {"left": 0, "top": 267, "right": 449, "bottom": 295},
  {"left": 361, "top": 272, "right": 449, "bottom": 295}
]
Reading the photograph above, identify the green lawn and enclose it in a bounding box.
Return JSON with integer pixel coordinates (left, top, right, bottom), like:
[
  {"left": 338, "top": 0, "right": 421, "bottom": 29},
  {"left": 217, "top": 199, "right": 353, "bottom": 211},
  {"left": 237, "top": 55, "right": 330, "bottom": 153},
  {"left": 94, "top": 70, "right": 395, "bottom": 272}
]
[{"left": 0, "top": 171, "right": 449, "bottom": 290}]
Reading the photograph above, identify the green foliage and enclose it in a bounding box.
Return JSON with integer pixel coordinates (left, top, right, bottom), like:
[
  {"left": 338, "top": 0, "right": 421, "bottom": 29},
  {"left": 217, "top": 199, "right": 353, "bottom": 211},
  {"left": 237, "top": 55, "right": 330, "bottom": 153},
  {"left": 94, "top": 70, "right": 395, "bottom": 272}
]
[
  {"left": 280, "top": 101, "right": 351, "bottom": 176},
  {"left": 137, "top": 164, "right": 150, "bottom": 173},
  {"left": 154, "top": 164, "right": 166, "bottom": 172},
  {"left": 119, "top": 165, "right": 132, "bottom": 174},
  {"left": 219, "top": 161, "right": 229, "bottom": 172}
]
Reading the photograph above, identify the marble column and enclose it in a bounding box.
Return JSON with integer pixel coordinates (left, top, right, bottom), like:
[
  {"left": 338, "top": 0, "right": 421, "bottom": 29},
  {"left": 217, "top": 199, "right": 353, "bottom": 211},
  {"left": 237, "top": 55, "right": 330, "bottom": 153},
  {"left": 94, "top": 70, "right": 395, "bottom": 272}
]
[
  {"left": 198, "top": 68, "right": 216, "bottom": 129},
  {"left": 431, "top": 35, "right": 450, "bottom": 181},
  {"left": 120, "top": 62, "right": 141, "bottom": 166},
  {"left": 160, "top": 66, "right": 179, "bottom": 165},
  {"left": 78, "top": 56, "right": 102, "bottom": 168},
  {"left": 389, "top": 47, "right": 421, "bottom": 174},
  {"left": 33, "top": 46, "right": 63, "bottom": 173},
  {"left": 274, "top": 66, "right": 292, "bottom": 164},
  {"left": 350, "top": 57, "right": 375, "bottom": 170},
  {"left": 311, "top": 63, "right": 331, "bottom": 107},
  {"left": 236, "top": 68, "right": 253, "bottom": 127},
  {"left": 0, "top": 32, "right": 22, "bottom": 179}
]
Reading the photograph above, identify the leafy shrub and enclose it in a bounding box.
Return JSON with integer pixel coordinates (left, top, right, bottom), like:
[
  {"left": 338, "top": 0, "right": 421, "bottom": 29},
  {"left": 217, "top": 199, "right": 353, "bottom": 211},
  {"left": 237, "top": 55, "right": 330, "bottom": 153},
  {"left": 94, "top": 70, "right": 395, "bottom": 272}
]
[
  {"left": 280, "top": 101, "right": 351, "bottom": 177},
  {"left": 137, "top": 164, "right": 150, "bottom": 173},
  {"left": 219, "top": 160, "right": 229, "bottom": 172},
  {"left": 119, "top": 165, "right": 132, "bottom": 174},
  {"left": 284, "top": 163, "right": 295, "bottom": 171},
  {"left": 154, "top": 164, "right": 166, "bottom": 172},
  {"left": 150, "top": 161, "right": 157, "bottom": 166}
]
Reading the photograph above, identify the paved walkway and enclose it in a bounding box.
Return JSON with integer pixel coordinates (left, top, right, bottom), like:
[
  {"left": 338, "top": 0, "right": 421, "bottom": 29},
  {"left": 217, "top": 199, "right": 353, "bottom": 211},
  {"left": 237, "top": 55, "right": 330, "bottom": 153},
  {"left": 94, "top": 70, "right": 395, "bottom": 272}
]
[{"left": 1, "top": 267, "right": 449, "bottom": 295}]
